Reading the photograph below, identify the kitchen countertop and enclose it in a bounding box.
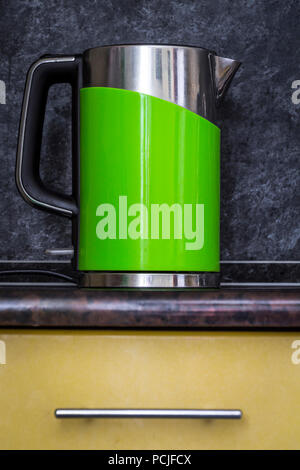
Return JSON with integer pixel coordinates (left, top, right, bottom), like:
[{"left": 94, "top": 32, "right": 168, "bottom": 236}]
[{"left": 0, "top": 287, "right": 299, "bottom": 329}]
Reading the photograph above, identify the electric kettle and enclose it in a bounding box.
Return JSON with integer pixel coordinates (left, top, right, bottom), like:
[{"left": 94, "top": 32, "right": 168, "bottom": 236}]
[{"left": 16, "top": 44, "right": 241, "bottom": 288}]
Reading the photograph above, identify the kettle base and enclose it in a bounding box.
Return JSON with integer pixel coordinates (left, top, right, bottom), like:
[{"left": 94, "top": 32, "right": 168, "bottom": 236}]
[{"left": 79, "top": 272, "right": 220, "bottom": 289}]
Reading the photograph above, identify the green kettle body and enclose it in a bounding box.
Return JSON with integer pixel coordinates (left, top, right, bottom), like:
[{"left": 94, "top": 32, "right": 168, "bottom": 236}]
[
  {"left": 79, "top": 87, "right": 220, "bottom": 273},
  {"left": 16, "top": 45, "right": 241, "bottom": 288}
]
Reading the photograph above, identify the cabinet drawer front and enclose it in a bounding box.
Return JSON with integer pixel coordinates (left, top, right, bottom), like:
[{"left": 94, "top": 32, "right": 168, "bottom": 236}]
[{"left": 0, "top": 331, "right": 299, "bottom": 449}]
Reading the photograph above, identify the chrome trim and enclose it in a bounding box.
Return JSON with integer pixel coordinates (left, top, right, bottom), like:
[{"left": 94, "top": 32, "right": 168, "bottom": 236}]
[
  {"left": 1, "top": 282, "right": 298, "bottom": 288},
  {"left": 83, "top": 44, "right": 240, "bottom": 122},
  {"left": 211, "top": 55, "right": 241, "bottom": 102},
  {"left": 45, "top": 248, "right": 74, "bottom": 256},
  {"left": 16, "top": 56, "right": 75, "bottom": 217},
  {"left": 0, "top": 282, "right": 76, "bottom": 287},
  {"left": 221, "top": 282, "right": 300, "bottom": 287},
  {"left": 1, "top": 259, "right": 298, "bottom": 264},
  {"left": 46, "top": 253, "right": 300, "bottom": 264},
  {"left": 221, "top": 260, "right": 300, "bottom": 264},
  {"left": 80, "top": 272, "right": 219, "bottom": 288},
  {"left": 55, "top": 408, "right": 242, "bottom": 419},
  {"left": 0, "top": 80, "right": 6, "bottom": 104},
  {"left": 0, "top": 260, "right": 71, "bottom": 264}
]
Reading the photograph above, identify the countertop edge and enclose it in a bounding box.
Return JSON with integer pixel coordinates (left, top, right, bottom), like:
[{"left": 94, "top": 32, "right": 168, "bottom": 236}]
[{"left": 0, "top": 287, "right": 299, "bottom": 328}]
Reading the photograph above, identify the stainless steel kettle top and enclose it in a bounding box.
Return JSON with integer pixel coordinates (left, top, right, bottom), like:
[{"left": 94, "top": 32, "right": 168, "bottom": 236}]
[{"left": 83, "top": 44, "right": 241, "bottom": 123}]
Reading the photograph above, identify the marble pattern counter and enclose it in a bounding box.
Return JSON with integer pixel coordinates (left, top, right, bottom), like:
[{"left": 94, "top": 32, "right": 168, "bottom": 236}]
[{"left": 0, "top": 287, "right": 299, "bottom": 329}]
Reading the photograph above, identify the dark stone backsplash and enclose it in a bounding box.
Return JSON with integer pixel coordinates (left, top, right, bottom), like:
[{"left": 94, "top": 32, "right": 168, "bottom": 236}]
[{"left": 0, "top": 0, "right": 299, "bottom": 265}]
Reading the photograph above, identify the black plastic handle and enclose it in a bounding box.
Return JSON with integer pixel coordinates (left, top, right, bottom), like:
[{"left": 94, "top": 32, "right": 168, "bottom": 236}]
[{"left": 16, "top": 55, "right": 81, "bottom": 217}]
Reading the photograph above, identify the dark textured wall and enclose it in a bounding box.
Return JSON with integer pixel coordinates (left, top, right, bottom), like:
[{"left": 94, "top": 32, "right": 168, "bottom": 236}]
[{"left": 0, "top": 0, "right": 299, "bottom": 262}]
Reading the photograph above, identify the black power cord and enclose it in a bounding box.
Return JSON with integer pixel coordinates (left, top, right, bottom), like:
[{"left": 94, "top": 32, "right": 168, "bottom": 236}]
[{"left": 0, "top": 269, "right": 78, "bottom": 284}]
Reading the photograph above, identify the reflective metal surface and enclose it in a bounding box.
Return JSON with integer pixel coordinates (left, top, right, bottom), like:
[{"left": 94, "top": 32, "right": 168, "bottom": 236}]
[
  {"left": 211, "top": 55, "right": 241, "bottom": 103},
  {"left": 55, "top": 408, "right": 242, "bottom": 419},
  {"left": 83, "top": 44, "right": 240, "bottom": 123},
  {"left": 0, "top": 80, "right": 6, "bottom": 104},
  {"left": 45, "top": 248, "right": 74, "bottom": 256},
  {"left": 80, "top": 272, "right": 219, "bottom": 288}
]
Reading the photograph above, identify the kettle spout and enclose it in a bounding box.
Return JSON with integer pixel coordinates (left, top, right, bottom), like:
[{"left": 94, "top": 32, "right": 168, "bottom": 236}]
[{"left": 210, "top": 55, "right": 241, "bottom": 103}]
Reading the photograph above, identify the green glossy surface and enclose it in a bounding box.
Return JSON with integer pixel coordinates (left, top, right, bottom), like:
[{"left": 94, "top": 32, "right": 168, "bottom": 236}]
[{"left": 79, "top": 87, "right": 220, "bottom": 272}]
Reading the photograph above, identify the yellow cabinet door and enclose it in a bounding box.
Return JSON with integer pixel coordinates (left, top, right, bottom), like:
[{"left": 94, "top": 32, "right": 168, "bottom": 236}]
[{"left": 0, "top": 330, "right": 300, "bottom": 449}]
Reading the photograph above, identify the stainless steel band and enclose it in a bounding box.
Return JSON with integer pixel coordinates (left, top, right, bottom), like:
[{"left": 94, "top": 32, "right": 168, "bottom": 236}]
[
  {"left": 82, "top": 44, "right": 240, "bottom": 124},
  {"left": 55, "top": 408, "right": 242, "bottom": 419},
  {"left": 83, "top": 44, "right": 217, "bottom": 122},
  {"left": 80, "top": 272, "right": 220, "bottom": 288}
]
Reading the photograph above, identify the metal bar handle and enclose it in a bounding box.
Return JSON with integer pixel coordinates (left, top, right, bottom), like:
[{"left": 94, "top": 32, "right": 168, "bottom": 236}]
[{"left": 55, "top": 408, "right": 242, "bottom": 419}]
